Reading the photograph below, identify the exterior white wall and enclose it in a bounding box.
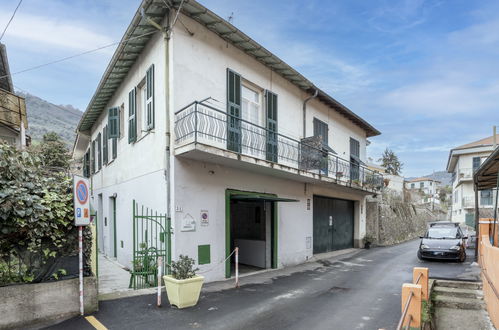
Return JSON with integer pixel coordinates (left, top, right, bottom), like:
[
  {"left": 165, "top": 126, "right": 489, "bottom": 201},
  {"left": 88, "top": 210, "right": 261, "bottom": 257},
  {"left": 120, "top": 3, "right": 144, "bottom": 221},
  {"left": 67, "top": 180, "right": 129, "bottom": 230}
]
[
  {"left": 171, "top": 13, "right": 367, "bottom": 163},
  {"left": 173, "top": 158, "right": 367, "bottom": 282},
  {"left": 170, "top": 14, "right": 371, "bottom": 282},
  {"left": 87, "top": 31, "right": 168, "bottom": 267},
  {"left": 405, "top": 180, "right": 438, "bottom": 196},
  {"left": 385, "top": 174, "right": 404, "bottom": 194}
]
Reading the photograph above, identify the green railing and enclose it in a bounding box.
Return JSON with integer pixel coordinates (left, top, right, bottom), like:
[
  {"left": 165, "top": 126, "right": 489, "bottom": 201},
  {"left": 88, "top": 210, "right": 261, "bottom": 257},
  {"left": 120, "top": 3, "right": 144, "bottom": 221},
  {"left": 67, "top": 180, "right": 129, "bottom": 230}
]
[{"left": 130, "top": 200, "right": 171, "bottom": 290}]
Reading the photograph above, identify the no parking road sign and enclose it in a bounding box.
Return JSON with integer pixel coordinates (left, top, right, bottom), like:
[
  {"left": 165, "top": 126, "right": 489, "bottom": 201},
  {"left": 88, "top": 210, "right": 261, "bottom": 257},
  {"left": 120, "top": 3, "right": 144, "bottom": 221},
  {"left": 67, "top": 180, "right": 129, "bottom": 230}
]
[{"left": 73, "top": 175, "right": 90, "bottom": 226}]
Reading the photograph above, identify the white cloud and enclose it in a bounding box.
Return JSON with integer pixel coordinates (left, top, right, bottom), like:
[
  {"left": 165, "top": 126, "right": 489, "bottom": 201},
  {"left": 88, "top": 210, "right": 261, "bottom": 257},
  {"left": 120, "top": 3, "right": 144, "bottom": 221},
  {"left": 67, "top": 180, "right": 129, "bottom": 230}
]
[{"left": 0, "top": 12, "right": 114, "bottom": 53}]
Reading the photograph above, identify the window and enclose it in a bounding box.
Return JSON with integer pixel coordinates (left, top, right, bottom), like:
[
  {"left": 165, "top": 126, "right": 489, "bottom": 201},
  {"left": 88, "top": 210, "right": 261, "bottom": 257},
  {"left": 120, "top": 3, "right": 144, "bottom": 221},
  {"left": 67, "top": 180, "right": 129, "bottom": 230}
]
[
  {"left": 97, "top": 133, "right": 102, "bottom": 171},
  {"left": 420, "top": 182, "right": 424, "bottom": 188},
  {"left": 481, "top": 189, "right": 493, "bottom": 205},
  {"left": 145, "top": 64, "right": 155, "bottom": 130},
  {"left": 108, "top": 107, "right": 120, "bottom": 138},
  {"left": 128, "top": 88, "right": 137, "bottom": 143},
  {"left": 242, "top": 85, "right": 262, "bottom": 125},
  {"left": 313, "top": 118, "right": 328, "bottom": 145},
  {"left": 454, "top": 190, "right": 459, "bottom": 204},
  {"left": 411, "top": 183, "right": 415, "bottom": 189},
  {"left": 91, "top": 140, "right": 96, "bottom": 174},
  {"left": 472, "top": 157, "right": 481, "bottom": 172},
  {"left": 350, "top": 137, "right": 360, "bottom": 180},
  {"left": 430, "top": 182, "right": 433, "bottom": 186},
  {"left": 103, "top": 126, "right": 108, "bottom": 165}
]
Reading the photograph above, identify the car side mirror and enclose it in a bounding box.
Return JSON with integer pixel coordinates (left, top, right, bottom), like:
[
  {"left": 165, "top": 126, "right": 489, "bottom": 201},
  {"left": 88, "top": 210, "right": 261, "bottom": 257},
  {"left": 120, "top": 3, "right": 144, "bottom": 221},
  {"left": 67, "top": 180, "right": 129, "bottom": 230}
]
[{"left": 419, "top": 236, "right": 424, "bottom": 239}]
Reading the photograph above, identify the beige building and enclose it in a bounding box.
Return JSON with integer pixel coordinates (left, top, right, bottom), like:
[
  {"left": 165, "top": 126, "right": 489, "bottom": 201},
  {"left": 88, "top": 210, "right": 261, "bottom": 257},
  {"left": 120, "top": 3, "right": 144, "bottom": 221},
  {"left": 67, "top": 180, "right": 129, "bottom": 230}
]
[
  {"left": 447, "top": 135, "right": 498, "bottom": 225},
  {"left": 0, "top": 42, "right": 28, "bottom": 148}
]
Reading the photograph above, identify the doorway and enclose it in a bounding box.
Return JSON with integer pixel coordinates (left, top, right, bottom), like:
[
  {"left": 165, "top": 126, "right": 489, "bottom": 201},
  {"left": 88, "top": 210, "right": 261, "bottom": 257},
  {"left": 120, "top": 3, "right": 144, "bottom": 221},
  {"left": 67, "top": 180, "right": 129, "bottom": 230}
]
[
  {"left": 225, "top": 190, "right": 278, "bottom": 278},
  {"left": 313, "top": 195, "right": 354, "bottom": 254},
  {"left": 109, "top": 196, "right": 117, "bottom": 258}
]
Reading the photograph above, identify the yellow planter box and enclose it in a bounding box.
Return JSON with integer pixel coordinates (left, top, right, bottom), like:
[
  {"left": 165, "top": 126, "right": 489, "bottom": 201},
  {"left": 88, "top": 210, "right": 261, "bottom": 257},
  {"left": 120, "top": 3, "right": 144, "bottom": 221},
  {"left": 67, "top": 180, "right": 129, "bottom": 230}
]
[{"left": 163, "top": 275, "right": 204, "bottom": 309}]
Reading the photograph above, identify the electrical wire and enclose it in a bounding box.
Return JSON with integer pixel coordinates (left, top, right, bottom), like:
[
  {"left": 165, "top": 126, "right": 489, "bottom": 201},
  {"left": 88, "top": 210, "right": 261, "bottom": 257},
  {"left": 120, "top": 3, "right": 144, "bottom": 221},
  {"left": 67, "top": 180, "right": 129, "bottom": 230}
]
[
  {"left": 0, "top": 0, "right": 23, "bottom": 41},
  {"left": 0, "top": 30, "right": 157, "bottom": 81}
]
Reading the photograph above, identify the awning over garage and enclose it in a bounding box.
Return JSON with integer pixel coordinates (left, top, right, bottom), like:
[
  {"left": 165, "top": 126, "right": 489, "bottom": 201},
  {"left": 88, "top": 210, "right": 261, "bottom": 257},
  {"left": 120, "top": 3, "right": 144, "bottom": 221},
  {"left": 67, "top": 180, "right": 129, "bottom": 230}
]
[
  {"left": 231, "top": 195, "right": 299, "bottom": 202},
  {"left": 474, "top": 146, "right": 499, "bottom": 190}
]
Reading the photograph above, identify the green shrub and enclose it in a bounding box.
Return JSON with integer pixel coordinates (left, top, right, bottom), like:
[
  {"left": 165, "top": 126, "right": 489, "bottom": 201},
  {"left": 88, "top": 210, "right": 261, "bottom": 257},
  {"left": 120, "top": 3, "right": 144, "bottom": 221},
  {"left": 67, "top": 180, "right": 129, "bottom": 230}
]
[{"left": 171, "top": 255, "right": 199, "bottom": 280}]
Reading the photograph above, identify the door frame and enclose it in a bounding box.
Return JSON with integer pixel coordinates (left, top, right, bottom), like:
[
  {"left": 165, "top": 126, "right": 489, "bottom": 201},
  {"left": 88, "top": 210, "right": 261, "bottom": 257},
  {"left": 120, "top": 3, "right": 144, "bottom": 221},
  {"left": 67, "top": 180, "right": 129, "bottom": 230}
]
[{"left": 225, "top": 189, "right": 278, "bottom": 278}]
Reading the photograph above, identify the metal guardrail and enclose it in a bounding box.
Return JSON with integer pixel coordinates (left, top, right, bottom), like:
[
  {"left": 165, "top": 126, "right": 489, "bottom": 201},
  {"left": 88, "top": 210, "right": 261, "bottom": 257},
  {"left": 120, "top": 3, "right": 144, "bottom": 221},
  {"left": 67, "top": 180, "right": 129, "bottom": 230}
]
[
  {"left": 174, "top": 101, "right": 384, "bottom": 191},
  {"left": 458, "top": 168, "right": 473, "bottom": 180}
]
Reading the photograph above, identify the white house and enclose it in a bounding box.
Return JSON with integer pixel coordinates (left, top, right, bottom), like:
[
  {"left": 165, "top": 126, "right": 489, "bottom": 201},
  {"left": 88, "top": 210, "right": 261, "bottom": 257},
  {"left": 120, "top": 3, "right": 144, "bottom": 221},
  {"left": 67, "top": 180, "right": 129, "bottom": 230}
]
[
  {"left": 447, "top": 135, "right": 498, "bottom": 225},
  {"left": 405, "top": 177, "right": 440, "bottom": 196},
  {"left": 73, "top": 0, "right": 382, "bottom": 285}
]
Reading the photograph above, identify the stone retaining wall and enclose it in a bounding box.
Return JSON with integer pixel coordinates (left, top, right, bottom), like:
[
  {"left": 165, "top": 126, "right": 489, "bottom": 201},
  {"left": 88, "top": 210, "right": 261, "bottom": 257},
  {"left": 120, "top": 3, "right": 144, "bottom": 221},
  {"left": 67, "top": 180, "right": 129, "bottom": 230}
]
[
  {"left": 0, "top": 277, "right": 98, "bottom": 329},
  {"left": 366, "top": 199, "right": 435, "bottom": 246}
]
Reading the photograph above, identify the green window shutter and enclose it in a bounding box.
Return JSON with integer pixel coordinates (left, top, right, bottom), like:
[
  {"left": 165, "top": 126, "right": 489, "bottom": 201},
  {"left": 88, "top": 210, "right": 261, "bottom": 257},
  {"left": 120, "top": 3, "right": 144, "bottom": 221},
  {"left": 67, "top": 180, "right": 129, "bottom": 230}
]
[
  {"left": 97, "top": 133, "right": 102, "bottom": 171},
  {"left": 103, "top": 126, "right": 108, "bottom": 165},
  {"left": 146, "top": 65, "right": 155, "bottom": 130},
  {"left": 227, "top": 68, "right": 241, "bottom": 152},
  {"left": 83, "top": 150, "right": 90, "bottom": 177},
  {"left": 265, "top": 90, "right": 278, "bottom": 162},
  {"left": 112, "top": 137, "right": 117, "bottom": 160},
  {"left": 128, "top": 88, "right": 137, "bottom": 143},
  {"left": 108, "top": 107, "right": 120, "bottom": 138},
  {"left": 91, "top": 140, "right": 96, "bottom": 174}
]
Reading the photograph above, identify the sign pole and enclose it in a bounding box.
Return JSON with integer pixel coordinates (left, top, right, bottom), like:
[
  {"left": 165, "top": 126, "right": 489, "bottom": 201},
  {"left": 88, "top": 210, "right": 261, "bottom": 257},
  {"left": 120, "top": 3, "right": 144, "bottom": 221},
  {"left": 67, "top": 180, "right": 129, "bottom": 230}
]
[
  {"left": 157, "top": 256, "right": 163, "bottom": 307},
  {"left": 78, "top": 225, "right": 84, "bottom": 316}
]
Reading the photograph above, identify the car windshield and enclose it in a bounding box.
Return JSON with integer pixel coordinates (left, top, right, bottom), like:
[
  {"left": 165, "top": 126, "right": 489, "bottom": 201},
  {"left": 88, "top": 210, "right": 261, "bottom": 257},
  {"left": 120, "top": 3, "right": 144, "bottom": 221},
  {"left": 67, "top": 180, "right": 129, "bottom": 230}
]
[{"left": 426, "top": 227, "right": 459, "bottom": 239}]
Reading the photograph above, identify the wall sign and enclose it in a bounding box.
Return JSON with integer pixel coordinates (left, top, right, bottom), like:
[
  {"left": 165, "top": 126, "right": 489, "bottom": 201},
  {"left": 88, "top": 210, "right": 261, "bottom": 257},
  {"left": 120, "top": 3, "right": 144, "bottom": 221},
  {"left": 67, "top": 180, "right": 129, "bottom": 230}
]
[
  {"left": 181, "top": 213, "right": 196, "bottom": 232},
  {"left": 200, "top": 210, "right": 209, "bottom": 226},
  {"left": 73, "top": 175, "right": 90, "bottom": 226}
]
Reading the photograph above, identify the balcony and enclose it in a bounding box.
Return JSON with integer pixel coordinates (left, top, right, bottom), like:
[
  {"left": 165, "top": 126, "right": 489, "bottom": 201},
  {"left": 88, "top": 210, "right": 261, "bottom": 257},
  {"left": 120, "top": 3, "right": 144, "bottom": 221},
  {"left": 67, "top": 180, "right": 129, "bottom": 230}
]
[
  {"left": 456, "top": 168, "right": 473, "bottom": 185},
  {"left": 462, "top": 196, "right": 474, "bottom": 209},
  {"left": 174, "top": 101, "right": 383, "bottom": 193}
]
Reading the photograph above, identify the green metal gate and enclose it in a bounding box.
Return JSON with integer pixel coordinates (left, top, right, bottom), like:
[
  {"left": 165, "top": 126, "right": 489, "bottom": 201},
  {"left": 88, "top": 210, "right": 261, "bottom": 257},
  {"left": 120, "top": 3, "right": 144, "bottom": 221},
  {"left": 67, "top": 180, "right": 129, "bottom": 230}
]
[{"left": 130, "top": 200, "right": 171, "bottom": 290}]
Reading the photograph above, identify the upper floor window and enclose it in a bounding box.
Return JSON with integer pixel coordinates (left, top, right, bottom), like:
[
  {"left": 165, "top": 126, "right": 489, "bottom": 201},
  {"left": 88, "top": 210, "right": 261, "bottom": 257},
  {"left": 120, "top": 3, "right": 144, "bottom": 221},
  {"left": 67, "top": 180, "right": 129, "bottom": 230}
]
[
  {"left": 411, "top": 183, "right": 415, "bottom": 189},
  {"left": 242, "top": 84, "right": 262, "bottom": 126},
  {"left": 420, "top": 182, "right": 424, "bottom": 188},
  {"left": 314, "top": 118, "right": 328, "bottom": 145},
  {"left": 97, "top": 133, "right": 102, "bottom": 171},
  {"left": 480, "top": 189, "right": 493, "bottom": 205},
  {"left": 350, "top": 138, "right": 360, "bottom": 158},
  {"left": 472, "top": 157, "right": 481, "bottom": 172}
]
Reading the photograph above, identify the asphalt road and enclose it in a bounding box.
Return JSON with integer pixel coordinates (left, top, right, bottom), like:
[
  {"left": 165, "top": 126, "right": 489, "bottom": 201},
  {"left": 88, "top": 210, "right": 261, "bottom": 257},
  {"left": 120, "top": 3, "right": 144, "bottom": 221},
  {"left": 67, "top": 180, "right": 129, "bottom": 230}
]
[{"left": 48, "top": 239, "right": 477, "bottom": 330}]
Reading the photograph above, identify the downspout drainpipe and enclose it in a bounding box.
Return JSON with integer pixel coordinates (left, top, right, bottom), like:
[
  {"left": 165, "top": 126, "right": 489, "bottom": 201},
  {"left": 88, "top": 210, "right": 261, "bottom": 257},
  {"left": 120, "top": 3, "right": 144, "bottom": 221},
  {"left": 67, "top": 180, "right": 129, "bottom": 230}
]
[
  {"left": 141, "top": 9, "right": 172, "bottom": 251},
  {"left": 302, "top": 89, "right": 318, "bottom": 138}
]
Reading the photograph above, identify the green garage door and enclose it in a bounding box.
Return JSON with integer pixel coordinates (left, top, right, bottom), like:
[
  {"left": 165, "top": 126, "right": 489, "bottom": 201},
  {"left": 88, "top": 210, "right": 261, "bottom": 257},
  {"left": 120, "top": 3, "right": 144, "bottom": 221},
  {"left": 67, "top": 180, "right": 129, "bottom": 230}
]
[{"left": 313, "top": 196, "right": 354, "bottom": 254}]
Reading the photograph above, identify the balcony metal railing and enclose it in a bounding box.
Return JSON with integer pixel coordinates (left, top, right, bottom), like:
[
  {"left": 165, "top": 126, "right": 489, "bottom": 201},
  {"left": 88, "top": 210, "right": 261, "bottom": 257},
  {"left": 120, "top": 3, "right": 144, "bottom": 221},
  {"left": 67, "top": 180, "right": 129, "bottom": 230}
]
[
  {"left": 457, "top": 168, "right": 473, "bottom": 181},
  {"left": 462, "top": 196, "right": 474, "bottom": 208},
  {"left": 174, "top": 101, "right": 383, "bottom": 191}
]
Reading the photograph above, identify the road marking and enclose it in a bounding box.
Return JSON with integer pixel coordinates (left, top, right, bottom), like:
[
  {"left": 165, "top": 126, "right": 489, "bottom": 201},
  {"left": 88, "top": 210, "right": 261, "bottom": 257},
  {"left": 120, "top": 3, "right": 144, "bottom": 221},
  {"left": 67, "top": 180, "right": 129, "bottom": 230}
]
[{"left": 85, "top": 316, "right": 108, "bottom": 330}]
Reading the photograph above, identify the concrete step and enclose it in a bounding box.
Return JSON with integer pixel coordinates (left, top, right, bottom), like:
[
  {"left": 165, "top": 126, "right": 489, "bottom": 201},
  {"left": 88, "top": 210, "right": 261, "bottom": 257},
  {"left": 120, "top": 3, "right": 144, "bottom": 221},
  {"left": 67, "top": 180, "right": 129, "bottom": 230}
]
[
  {"left": 433, "top": 286, "right": 483, "bottom": 299},
  {"left": 434, "top": 279, "right": 482, "bottom": 290},
  {"left": 433, "top": 294, "right": 485, "bottom": 310},
  {"left": 434, "top": 307, "right": 493, "bottom": 330}
]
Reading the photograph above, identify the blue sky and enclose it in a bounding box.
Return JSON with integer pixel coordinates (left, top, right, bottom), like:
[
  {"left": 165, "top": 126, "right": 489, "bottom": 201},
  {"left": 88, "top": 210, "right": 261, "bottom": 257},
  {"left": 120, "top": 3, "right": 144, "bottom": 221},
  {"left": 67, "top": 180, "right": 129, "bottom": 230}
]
[{"left": 1, "top": 0, "right": 498, "bottom": 177}]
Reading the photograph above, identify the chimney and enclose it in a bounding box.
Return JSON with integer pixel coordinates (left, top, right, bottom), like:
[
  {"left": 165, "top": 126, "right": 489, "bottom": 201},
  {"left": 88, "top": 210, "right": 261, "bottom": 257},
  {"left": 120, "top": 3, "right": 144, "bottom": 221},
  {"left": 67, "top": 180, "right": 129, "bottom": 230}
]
[{"left": 494, "top": 126, "right": 497, "bottom": 149}]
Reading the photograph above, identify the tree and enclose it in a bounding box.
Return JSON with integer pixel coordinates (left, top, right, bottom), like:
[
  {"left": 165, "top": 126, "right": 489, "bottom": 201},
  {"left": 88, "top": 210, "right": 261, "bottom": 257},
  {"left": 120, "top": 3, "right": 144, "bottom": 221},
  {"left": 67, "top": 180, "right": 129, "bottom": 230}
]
[
  {"left": 36, "top": 132, "right": 71, "bottom": 171},
  {"left": 378, "top": 148, "right": 403, "bottom": 175}
]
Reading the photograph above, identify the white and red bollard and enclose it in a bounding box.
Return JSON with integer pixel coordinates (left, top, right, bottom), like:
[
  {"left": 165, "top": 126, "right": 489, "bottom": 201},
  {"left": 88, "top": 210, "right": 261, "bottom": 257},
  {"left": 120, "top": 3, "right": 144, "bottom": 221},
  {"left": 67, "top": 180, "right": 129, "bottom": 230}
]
[
  {"left": 235, "top": 247, "right": 239, "bottom": 288},
  {"left": 157, "top": 256, "right": 163, "bottom": 307},
  {"left": 78, "top": 226, "right": 84, "bottom": 316}
]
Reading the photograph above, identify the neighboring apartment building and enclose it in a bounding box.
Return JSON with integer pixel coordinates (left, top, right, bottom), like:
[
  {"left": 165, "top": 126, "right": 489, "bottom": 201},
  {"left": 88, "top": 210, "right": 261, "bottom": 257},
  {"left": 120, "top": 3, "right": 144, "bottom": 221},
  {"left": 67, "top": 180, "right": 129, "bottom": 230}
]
[
  {"left": 0, "top": 43, "right": 28, "bottom": 148},
  {"left": 447, "top": 135, "right": 497, "bottom": 225},
  {"left": 73, "top": 0, "right": 383, "bottom": 284},
  {"left": 405, "top": 177, "right": 440, "bottom": 196}
]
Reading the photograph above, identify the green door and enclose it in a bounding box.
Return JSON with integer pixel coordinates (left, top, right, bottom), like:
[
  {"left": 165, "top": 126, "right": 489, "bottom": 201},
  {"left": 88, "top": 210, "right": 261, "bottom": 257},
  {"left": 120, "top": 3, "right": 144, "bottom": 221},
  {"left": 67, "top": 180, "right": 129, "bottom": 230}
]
[
  {"left": 331, "top": 199, "right": 354, "bottom": 250},
  {"left": 313, "top": 196, "right": 354, "bottom": 254}
]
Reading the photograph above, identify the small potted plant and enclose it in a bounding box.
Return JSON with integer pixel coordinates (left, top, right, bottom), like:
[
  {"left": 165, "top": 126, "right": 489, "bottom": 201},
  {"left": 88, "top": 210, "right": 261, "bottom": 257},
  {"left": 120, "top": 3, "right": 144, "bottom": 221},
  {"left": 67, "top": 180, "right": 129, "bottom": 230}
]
[
  {"left": 163, "top": 255, "right": 203, "bottom": 309},
  {"left": 363, "top": 234, "right": 375, "bottom": 249}
]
